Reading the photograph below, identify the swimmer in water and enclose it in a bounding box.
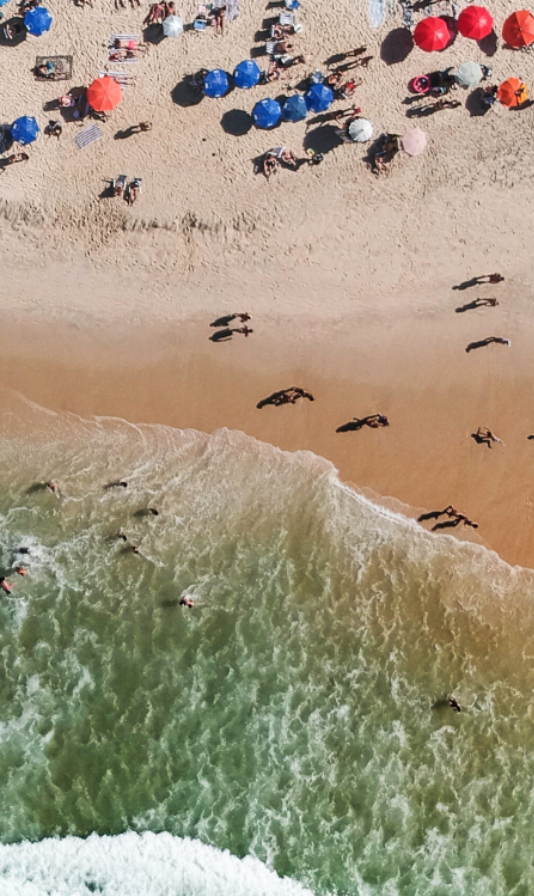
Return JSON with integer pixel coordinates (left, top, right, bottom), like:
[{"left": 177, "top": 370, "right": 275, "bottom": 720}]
[
  {"left": 0, "top": 577, "right": 13, "bottom": 593},
  {"left": 180, "top": 596, "right": 195, "bottom": 608},
  {"left": 449, "top": 697, "right": 461, "bottom": 712}
]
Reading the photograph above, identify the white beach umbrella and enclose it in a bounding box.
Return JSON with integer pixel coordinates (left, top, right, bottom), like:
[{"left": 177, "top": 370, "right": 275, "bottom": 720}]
[
  {"left": 163, "top": 15, "right": 183, "bottom": 37},
  {"left": 455, "top": 61, "right": 484, "bottom": 89},
  {"left": 347, "top": 118, "right": 373, "bottom": 143}
]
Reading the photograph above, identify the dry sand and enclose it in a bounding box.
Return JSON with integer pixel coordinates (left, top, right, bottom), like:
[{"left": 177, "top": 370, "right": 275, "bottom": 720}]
[{"left": 1, "top": 0, "right": 534, "bottom": 566}]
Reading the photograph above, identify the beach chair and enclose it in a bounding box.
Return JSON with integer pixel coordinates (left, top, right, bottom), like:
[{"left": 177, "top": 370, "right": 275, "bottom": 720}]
[
  {"left": 35, "top": 55, "right": 73, "bottom": 81},
  {"left": 265, "top": 39, "right": 277, "bottom": 55},
  {"left": 73, "top": 123, "right": 102, "bottom": 150}
]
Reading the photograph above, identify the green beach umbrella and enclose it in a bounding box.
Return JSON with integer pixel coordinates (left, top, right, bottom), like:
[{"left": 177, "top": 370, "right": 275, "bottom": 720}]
[{"left": 455, "top": 61, "right": 484, "bottom": 89}]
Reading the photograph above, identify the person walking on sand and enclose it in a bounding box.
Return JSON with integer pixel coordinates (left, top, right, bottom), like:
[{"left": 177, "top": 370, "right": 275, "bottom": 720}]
[
  {"left": 236, "top": 325, "right": 253, "bottom": 337},
  {"left": 473, "top": 426, "right": 505, "bottom": 448},
  {"left": 465, "top": 337, "right": 510, "bottom": 352},
  {"left": 0, "top": 577, "right": 13, "bottom": 594}
]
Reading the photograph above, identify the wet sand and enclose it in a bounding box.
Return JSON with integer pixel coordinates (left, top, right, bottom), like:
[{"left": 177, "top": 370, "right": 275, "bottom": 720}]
[{"left": 1, "top": 287, "right": 533, "bottom": 568}]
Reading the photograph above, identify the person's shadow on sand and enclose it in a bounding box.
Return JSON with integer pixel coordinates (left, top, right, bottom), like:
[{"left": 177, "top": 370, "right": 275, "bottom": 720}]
[
  {"left": 210, "top": 328, "right": 234, "bottom": 342},
  {"left": 453, "top": 277, "right": 482, "bottom": 291}
]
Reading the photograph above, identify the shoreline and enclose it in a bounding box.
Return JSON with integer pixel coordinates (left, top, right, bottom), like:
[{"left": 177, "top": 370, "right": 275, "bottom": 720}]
[{"left": 2, "top": 296, "right": 534, "bottom": 569}]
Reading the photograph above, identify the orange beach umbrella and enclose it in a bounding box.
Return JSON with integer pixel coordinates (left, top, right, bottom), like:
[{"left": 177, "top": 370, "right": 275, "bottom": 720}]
[
  {"left": 497, "top": 77, "right": 528, "bottom": 106},
  {"left": 502, "top": 10, "right": 534, "bottom": 47},
  {"left": 86, "top": 76, "right": 122, "bottom": 112}
]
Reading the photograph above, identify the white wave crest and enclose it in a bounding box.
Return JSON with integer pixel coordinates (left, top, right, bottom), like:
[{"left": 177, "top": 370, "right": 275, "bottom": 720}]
[{"left": 0, "top": 832, "right": 315, "bottom": 896}]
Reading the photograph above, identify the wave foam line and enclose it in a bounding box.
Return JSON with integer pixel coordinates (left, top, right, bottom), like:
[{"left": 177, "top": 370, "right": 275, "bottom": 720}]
[{"left": 0, "top": 832, "right": 316, "bottom": 896}]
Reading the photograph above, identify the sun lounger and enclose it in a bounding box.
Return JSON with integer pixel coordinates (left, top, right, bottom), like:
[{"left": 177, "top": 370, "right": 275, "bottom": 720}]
[
  {"left": 265, "top": 39, "right": 277, "bottom": 55},
  {"left": 73, "top": 123, "right": 102, "bottom": 150},
  {"left": 35, "top": 55, "right": 73, "bottom": 81}
]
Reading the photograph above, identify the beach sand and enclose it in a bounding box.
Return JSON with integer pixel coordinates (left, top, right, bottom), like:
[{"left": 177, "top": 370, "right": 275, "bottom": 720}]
[{"left": 1, "top": 0, "right": 534, "bottom": 566}]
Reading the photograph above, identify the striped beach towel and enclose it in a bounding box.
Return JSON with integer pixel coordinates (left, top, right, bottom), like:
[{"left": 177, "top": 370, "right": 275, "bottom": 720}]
[
  {"left": 73, "top": 124, "right": 102, "bottom": 150},
  {"left": 98, "top": 71, "right": 132, "bottom": 88}
]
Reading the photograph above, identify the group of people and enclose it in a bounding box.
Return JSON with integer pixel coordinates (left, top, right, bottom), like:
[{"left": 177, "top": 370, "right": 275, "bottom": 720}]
[
  {"left": 209, "top": 312, "right": 253, "bottom": 342},
  {"left": 113, "top": 175, "right": 142, "bottom": 205},
  {"left": 417, "top": 506, "right": 479, "bottom": 531}
]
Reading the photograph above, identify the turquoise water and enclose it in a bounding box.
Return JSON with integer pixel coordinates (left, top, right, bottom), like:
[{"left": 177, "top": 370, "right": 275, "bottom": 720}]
[{"left": 1, "top": 399, "right": 534, "bottom": 895}]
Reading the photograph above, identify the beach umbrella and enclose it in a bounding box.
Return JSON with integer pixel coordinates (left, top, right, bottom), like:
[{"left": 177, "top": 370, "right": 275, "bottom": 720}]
[
  {"left": 24, "top": 6, "right": 52, "bottom": 36},
  {"left": 203, "top": 69, "right": 230, "bottom": 98},
  {"left": 87, "top": 76, "right": 122, "bottom": 112},
  {"left": 304, "top": 83, "right": 334, "bottom": 113},
  {"left": 455, "top": 61, "right": 484, "bottom": 89},
  {"left": 413, "top": 17, "right": 450, "bottom": 51},
  {"left": 401, "top": 127, "right": 428, "bottom": 156},
  {"left": 347, "top": 118, "right": 373, "bottom": 142},
  {"left": 252, "top": 97, "right": 282, "bottom": 129},
  {"left": 162, "top": 15, "right": 183, "bottom": 36},
  {"left": 233, "top": 60, "right": 261, "bottom": 89},
  {"left": 11, "top": 115, "right": 39, "bottom": 145},
  {"left": 502, "top": 10, "right": 534, "bottom": 47},
  {"left": 497, "top": 77, "right": 528, "bottom": 107},
  {"left": 281, "top": 94, "right": 307, "bottom": 122},
  {"left": 457, "top": 6, "right": 493, "bottom": 40},
  {"left": 0, "top": 0, "right": 10, "bottom": 7}
]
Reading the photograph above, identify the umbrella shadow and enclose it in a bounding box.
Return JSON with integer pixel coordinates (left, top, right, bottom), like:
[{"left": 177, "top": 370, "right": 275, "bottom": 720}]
[
  {"left": 303, "top": 124, "right": 342, "bottom": 155},
  {"left": 477, "top": 29, "right": 498, "bottom": 57},
  {"left": 221, "top": 109, "right": 252, "bottom": 136},
  {"left": 171, "top": 79, "right": 204, "bottom": 107},
  {"left": 142, "top": 24, "right": 165, "bottom": 45},
  {"left": 465, "top": 88, "right": 491, "bottom": 117},
  {"left": 442, "top": 16, "right": 458, "bottom": 49},
  {"left": 0, "top": 18, "right": 27, "bottom": 47},
  {"left": 380, "top": 27, "right": 414, "bottom": 65}
]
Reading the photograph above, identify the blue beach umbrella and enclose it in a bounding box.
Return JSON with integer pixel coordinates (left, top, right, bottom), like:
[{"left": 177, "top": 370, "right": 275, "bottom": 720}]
[
  {"left": 305, "top": 83, "right": 334, "bottom": 113},
  {"left": 0, "top": 0, "right": 11, "bottom": 7},
  {"left": 203, "top": 69, "right": 230, "bottom": 98},
  {"left": 281, "top": 94, "right": 307, "bottom": 122},
  {"left": 252, "top": 97, "right": 282, "bottom": 129},
  {"left": 11, "top": 115, "right": 39, "bottom": 145},
  {"left": 233, "top": 59, "right": 261, "bottom": 90},
  {"left": 24, "top": 6, "right": 52, "bottom": 36}
]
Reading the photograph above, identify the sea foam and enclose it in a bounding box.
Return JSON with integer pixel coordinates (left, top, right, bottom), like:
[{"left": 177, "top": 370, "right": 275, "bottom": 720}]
[{"left": 0, "top": 832, "right": 315, "bottom": 896}]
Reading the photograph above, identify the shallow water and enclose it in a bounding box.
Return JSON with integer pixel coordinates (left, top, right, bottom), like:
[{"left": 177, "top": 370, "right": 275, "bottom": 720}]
[{"left": 1, "top": 399, "right": 534, "bottom": 895}]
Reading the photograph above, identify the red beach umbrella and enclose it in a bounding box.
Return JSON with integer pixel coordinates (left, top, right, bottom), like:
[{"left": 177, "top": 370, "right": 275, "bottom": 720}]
[
  {"left": 413, "top": 17, "right": 450, "bottom": 52},
  {"left": 502, "top": 10, "right": 534, "bottom": 47},
  {"left": 86, "top": 76, "right": 122, "bottom": 111},
  {"left": 458, "top": 6, "right": 493, "bottom": 40}
]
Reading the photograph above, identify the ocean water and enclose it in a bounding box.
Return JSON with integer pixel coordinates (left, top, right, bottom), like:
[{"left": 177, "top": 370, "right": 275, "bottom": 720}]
[{"left": 1, "top": 400, "right": 534, "bottom": 896}]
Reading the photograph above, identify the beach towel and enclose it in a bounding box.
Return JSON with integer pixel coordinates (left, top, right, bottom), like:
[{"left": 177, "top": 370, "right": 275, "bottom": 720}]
[
  {"left": 109, "top": 34, "right": 140, "bottom": 45},
  {"left": 73, "top": 123, "right": 102, "bottom": 151},
  {"left": 98, "top": 71, "right": 133, "bottom": 88},
  {"left": 35, "top": 55, "right": 73, "bottom": 81},
  {"left": 226, "top": 0, "right": 239, "bottom": 22}
]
